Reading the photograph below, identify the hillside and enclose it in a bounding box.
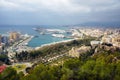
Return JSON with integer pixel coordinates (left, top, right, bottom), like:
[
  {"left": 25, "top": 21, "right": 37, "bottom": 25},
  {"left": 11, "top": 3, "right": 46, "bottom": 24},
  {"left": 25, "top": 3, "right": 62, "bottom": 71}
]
[{"left": 0, "top": 38, "right": 120, "bottom": 80}]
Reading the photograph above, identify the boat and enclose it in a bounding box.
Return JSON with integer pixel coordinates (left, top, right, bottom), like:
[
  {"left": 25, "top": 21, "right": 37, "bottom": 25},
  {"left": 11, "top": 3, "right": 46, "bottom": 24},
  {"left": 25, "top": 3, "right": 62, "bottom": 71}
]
[
  {"left": 24, "top": 43, "right": 28, "bottom": 46},
  {"left": 52, "top": 34, "right": 65, "bottom": 38}
]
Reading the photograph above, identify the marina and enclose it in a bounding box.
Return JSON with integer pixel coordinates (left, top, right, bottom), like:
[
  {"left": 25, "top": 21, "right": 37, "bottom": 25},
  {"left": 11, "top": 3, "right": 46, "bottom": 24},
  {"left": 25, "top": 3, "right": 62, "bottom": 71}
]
[
  {"left": 0, "top": 25, "right": 70, "bottom": 48},
  {"left": 7, "top": 34, "right": 34, "bottom": 59}
]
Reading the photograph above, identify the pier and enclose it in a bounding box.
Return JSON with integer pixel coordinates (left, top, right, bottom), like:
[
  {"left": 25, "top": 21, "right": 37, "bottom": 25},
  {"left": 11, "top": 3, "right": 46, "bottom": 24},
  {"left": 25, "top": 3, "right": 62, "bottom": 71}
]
[{"left": 7, "top": 35, "right": 34, "bottom": 60}]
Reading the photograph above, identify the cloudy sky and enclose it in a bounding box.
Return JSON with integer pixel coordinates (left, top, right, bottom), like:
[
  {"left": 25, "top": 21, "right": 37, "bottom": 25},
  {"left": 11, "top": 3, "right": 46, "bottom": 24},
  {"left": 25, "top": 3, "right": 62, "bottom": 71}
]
[{"left": 0, "top": 0, "right": 120, "bottom": 25}]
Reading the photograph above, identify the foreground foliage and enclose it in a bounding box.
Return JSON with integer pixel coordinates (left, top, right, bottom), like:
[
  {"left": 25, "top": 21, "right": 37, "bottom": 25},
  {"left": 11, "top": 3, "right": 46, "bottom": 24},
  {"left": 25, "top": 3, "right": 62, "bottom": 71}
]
[{"left": 1, "top": 50, "right": 120, "bottom": 80}]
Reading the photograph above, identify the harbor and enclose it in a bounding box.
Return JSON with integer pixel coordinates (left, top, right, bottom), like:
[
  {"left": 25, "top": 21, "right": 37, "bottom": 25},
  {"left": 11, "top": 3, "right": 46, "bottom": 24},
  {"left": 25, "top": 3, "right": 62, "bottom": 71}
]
[
  {"left": 33, "top": 27, "right": 72, "bottom": 38},
  {"left": 35, "top": 39, "right": 75, "bottom": 50},
  {"left": 7, "top": 34, "right": 34, "bottom": 60}
]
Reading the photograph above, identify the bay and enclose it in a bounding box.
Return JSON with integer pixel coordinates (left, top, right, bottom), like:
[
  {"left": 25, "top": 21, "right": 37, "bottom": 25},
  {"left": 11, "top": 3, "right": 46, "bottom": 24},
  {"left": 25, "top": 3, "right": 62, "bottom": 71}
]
[{"left": 0, "top": 25, "right": 69, "bottom": 47}]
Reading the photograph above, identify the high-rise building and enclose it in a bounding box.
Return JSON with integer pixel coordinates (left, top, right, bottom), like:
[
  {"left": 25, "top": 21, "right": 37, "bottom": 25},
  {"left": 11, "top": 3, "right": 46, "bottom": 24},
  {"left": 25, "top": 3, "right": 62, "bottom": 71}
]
[
  {"left": 0, "top": 45, "right": 2, "bottom": 54},
  {"left": 10, "top": 32, "right": 20, "bottom": 41},
  {"left": 0, "top": 35, "right": 2, "bottom": 44},
  {"left": 1, "top": 36, "right": 9, "bottom": 45}
]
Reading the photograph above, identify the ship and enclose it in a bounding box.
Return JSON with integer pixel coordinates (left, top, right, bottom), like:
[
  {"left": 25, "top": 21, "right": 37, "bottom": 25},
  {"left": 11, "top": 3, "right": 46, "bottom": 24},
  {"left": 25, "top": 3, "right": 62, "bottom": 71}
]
[{"left": 52, "top": 34, "right": 65, "bottom": 38}]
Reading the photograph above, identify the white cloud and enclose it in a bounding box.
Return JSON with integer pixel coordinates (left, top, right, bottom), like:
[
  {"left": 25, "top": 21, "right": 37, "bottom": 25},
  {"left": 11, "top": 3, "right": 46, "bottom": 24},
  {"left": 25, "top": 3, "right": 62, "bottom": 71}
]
[
  {"left": 38, "top": 0, "right": 91, "bottom": 13},
  {"left": 0, "top": 0, "right": 91, "bottom": 13},
  {"left": 0, "top": 0, "right": 120, "bottom": 13},
  {"left": 0, "top": 0, "right": 19, "bottom": 9},
  {"left": 0, "top": 0, "right": 35, "bottom": 11}
]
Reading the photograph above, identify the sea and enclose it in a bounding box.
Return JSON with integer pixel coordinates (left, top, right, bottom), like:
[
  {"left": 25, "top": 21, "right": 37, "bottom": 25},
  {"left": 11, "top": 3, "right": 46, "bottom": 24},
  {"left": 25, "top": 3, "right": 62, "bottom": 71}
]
[{"left": 0, "top": 25, "right": 70, "bottom": 48}]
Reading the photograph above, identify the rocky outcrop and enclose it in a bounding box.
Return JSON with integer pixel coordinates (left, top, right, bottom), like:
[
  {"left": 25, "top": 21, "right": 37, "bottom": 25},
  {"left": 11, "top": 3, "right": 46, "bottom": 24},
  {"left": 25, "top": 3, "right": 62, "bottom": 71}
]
[{"left": 69, "top": 45, "right": 91, "bottom": 58}]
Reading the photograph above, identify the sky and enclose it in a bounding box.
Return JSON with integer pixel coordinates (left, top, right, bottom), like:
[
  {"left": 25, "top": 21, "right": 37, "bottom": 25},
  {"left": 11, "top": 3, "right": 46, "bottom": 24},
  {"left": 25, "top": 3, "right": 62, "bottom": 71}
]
[{"left": 0, "top": 0, "right": 120, "bottom": 25}]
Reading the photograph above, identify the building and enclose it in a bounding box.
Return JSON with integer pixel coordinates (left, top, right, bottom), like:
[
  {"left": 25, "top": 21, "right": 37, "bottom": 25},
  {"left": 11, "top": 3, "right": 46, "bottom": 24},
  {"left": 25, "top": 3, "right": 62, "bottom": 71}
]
[
  {"left": 102, "top": 34, "right": 120, "bottom": 47},
  {"left": 0, "top": 65, "right": 6, "bottom": 73},
  {"left": 1, "top": 36, "right": 9, "bottom": 45},
  {"left": 71, "top": 29, "right": 83, "bottom": 38},
  {"left": 90, "top": 41, "right": 101, "bottom": 46},
  {"left": 0, "top": 35, "right": 2, "bottom": 44},
  {"left": 0, "top": 46, "right": 2, "bottom": 54},
  {"left": 10, "top": 32, "right": 20, "bottom": 41},
  {"left": 102, "top": 35, "right": 112, "bottom": 43},
  {"left": 112, "top": 36, "right": 120, "bottom": 47}
]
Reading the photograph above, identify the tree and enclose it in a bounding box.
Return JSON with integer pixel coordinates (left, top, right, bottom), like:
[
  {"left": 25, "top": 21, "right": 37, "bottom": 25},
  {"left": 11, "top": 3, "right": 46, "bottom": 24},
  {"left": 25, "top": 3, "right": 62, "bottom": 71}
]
[
  {"left": 60, "top": 67, "right": 73, "bottom": 80},
  {"left": 78, "top": 60, "right": 96, "bottom": 80},
  {"left": 114, "top": 63, "right": 120, "bottom": 80},
  {"left": 0, "top": 67, "right": 19, "bottom": 80}
]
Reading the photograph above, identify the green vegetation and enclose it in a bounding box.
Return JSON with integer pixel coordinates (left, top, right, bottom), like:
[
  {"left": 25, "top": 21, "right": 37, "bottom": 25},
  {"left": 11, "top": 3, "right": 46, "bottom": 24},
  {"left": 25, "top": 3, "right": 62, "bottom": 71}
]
[
  {"left": 0, "top": 67, "right": 23, "bottom": 80},
  {"left": 1, "top": 38, "right": 120, "bottom": 80},
  {"left": 1, "top": 50, "right": 120, "bottom": 80},
  {"left": 15, "top": 38, "right": 94, "bottom": 62},
  {"left": 0, "top": 54, "right": 11, "bottom": 65},
  {"left": 13, "top": 64, "right": 26, "bottom": 71}
]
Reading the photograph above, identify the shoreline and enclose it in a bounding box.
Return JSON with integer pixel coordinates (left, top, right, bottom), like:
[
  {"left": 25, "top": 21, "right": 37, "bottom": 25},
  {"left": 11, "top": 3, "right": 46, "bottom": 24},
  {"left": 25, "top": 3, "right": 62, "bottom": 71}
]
[
  {"left": 7, "top": 35, "right": 34, "bottom": 58},
  {"left": 35, "top": 38, "right": 78, "bottom": 50}
]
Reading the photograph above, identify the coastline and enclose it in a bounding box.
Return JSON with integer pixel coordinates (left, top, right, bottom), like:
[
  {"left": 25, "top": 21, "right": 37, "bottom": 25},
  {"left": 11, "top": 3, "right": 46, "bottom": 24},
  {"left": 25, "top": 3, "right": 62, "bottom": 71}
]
[
  {"left": 16, "top": 36, "right": 34, "bottom": 52},
  {"left": 35, "top": 38, "right": 78, "bottom": 50},
  {"left": 7, "top": 35, "right": 34, "bottom": 59}
]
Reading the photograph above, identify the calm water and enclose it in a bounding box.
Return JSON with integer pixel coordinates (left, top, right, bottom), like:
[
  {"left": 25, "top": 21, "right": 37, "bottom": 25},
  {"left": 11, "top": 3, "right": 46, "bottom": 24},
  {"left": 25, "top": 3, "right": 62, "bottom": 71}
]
[{"left": 0, "top": 25, "right": 69, "bottom": 47}]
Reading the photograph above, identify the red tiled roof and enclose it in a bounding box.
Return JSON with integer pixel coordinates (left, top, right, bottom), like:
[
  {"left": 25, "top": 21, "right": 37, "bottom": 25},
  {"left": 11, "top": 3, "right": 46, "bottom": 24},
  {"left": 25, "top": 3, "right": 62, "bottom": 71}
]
[{"left": 0, "top": 65, "right": 6, "bottom": 73}]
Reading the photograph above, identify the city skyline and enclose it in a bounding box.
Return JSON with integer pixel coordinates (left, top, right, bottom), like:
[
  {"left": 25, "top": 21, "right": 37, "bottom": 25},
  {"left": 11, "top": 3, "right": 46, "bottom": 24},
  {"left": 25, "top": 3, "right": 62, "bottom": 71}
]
[{"left": 0, "top": 0, "right": 120, "bottom": 25}]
